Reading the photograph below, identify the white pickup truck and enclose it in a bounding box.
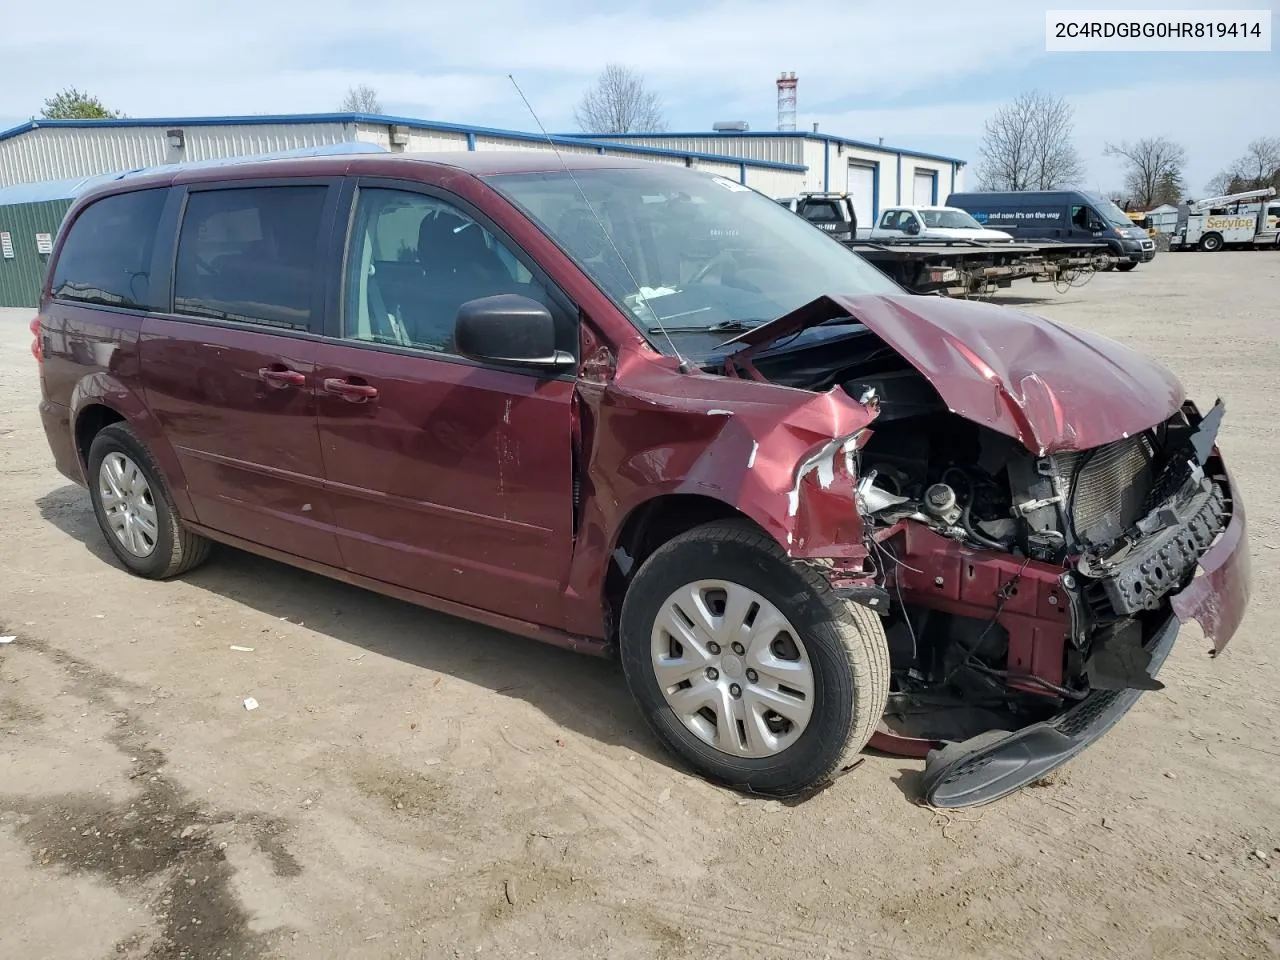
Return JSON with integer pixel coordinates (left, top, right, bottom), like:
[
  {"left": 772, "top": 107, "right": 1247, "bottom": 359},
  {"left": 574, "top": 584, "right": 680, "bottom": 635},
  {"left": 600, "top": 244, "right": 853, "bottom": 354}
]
[{"left": 867, "top": 205, "right": 1014, "bottom": 242}]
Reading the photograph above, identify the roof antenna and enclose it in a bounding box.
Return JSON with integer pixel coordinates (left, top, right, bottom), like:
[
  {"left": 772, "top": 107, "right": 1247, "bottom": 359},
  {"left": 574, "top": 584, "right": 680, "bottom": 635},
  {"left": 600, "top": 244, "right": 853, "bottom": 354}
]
[{"left": 507, "top": 74, "right": 693, "bottom": 374}]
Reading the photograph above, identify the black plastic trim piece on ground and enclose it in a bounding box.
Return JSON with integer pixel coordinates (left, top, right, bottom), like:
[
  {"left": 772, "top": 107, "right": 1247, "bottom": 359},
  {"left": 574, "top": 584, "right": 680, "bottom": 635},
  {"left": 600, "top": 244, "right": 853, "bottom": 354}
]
[
  {"left": 920, "top": 614, "right": 1180, "bottom": 808},
  {"left": 834, "top": 585, "right": 891, "bottom": 615}
]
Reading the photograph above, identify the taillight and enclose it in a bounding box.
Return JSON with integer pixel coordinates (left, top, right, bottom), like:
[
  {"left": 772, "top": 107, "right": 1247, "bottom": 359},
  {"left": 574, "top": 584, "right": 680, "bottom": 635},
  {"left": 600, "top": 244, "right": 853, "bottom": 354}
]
[{"left": 30, "top": 317, "right": 42, "bottom": 363}]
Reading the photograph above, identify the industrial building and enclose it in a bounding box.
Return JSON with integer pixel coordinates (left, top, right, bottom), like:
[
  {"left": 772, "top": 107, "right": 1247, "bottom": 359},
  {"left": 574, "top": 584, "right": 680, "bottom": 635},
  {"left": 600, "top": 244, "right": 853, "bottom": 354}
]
[
  {"left": 0, "top": 113, "right": 806, "bottom": 191},
  {"left": 0, "top": 112, "right": 810, "bottom": 306},
  {"left": 0, "top": 88, "right": 967, "bottom": 306}
]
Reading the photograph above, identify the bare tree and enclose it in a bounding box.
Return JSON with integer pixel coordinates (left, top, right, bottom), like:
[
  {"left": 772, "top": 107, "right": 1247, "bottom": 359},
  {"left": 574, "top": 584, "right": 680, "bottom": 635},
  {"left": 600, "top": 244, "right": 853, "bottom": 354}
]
[
  {"left": 1103, "top": 137, "right": 1187, "bottom": 207},
  {"left": 574, "top": 64, "right": 667, "bottom": 134},
  {"left": 1235, "top": 136, "right": 1280, "bottom": 190},
  {"left": 1201, "top": 137, "right": 1280, "bottom": 196},
  {"left": 1203, "top": 169, "right": 1240, "bottom": 196},
  {"left": 975, "top": 91, "right": 1084, "bottom": 190},
  {"left": 340, "top": 84, "right": 383, "bottom": 114}
]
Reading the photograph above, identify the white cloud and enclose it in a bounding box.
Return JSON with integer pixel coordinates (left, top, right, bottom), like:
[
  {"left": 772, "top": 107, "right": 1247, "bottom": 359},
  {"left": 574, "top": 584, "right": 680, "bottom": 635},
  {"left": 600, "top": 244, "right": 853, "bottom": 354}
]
[
  {"left": 2, "top": 0, "right": 1272, "bottom": 195},
  {"left": 1, "top": 0, "right": 1045, "bottom": 120}
]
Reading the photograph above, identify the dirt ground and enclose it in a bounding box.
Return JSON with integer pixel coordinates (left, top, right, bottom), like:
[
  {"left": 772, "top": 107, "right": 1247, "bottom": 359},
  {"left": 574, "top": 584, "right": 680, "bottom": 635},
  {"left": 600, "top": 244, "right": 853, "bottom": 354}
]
[{"left": 2, "top": 252, "right": 1278, "bottom": 960}]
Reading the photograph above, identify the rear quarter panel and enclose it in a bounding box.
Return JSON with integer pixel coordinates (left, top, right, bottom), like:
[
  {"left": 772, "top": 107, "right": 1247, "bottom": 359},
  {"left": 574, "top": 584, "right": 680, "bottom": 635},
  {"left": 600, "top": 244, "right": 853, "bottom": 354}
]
[{"left": 39, "top": 301, "right": 194, "bottom": 517}]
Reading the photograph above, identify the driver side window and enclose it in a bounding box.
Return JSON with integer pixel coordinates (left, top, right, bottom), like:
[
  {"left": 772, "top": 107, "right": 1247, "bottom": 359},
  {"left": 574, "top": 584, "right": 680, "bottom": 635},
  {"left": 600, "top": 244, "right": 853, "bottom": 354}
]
[
  {"left": 343, "top": 187, "right": 555, "bottom": 355},
  {"left": 1071, "top": 205, "right": 1104, "bottom": 232}
]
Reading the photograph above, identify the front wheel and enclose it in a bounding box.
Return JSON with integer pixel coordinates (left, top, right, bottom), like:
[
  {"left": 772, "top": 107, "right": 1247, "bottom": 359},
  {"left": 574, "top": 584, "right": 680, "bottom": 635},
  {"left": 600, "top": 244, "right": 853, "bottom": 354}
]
[
  {"left": 1116, "top": 262, "right": 1138, "bottom": 272},
  {"left": 618, "top": 520, "right": 890, "bottom": 797}
]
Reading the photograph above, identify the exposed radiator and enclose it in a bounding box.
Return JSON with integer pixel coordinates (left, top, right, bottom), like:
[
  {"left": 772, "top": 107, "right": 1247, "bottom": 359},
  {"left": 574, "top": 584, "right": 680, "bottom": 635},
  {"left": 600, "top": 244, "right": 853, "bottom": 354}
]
[{"left": 1055, "top": 436, "right": 1153, "bottom": 546}]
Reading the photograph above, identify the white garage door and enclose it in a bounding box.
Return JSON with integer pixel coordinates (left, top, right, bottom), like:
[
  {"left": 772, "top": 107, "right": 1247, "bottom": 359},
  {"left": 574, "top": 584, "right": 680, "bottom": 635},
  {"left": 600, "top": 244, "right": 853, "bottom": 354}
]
[
  {"left": 846, "top": 163, "right": 876, "bottom": 229},
  {"left": 913, "top": 170, "right": 936, "bottom": 206}
]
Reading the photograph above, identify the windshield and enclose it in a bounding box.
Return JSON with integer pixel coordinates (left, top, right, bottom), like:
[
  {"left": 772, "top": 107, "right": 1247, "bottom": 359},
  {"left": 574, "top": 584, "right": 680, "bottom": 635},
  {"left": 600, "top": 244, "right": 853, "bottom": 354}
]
[
  {"left": 484, "top": 167, "right": 900, "bottom": 335},
  {"left": 1086, "top": 193, "right": 1135, "bottom": 228},
  {"left": 920, "top": 208, "right": 984, "bottom": 229}
]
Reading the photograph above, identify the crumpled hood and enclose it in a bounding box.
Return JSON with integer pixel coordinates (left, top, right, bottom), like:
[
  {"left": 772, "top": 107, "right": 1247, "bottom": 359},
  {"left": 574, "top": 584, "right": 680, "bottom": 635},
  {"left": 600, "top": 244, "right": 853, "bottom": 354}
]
[{"left": 724, "top": 293, "right": 1186, "bottom": 454}]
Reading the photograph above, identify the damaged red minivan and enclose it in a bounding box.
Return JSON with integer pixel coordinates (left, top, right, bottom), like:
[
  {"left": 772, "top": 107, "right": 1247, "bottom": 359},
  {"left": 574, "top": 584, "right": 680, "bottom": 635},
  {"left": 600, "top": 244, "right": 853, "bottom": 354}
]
[{"left": 34, "top": 153, "right": 1251, "bottom": 806}]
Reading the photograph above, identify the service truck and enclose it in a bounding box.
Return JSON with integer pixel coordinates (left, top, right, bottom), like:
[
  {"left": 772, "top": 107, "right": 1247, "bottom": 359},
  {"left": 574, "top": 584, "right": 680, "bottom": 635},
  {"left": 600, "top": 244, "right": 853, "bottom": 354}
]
[{"left": 1171, "top": 187, "right": 1280, "bottom": 252}]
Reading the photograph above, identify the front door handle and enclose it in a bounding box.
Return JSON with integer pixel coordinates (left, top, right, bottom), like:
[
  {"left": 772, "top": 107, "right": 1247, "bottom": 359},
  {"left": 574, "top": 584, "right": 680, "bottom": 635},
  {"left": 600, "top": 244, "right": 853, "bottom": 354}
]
[
  {"left": 259, "top": 365, "right": 306, "bottom": 388},
  {"left": 323, "top": 378, "right": 379, "bottom": 402}
]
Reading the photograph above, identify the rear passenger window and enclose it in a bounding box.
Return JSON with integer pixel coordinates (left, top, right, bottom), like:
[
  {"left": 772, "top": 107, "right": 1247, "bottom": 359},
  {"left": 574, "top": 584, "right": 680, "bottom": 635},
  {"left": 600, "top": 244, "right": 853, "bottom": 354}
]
[
  {"left": 51, "top": 188, "right": 166, "bottom": 309},
  {"left": 174, "top": 186, "right": 327, "bottom": 330}
]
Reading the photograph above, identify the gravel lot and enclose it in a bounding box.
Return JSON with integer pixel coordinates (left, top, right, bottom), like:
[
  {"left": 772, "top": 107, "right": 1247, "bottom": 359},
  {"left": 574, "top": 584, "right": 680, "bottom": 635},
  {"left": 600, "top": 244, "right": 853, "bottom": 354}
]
[{"left": 2, "top": 252, "right": 1278, "bottom": 960}]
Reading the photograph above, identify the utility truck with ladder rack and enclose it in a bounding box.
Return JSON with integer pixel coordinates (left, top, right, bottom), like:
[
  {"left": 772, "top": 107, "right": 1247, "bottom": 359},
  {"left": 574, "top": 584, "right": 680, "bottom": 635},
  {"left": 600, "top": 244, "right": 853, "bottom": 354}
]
[{"left": 1171, "top": 187, "right": 1280, "bottom": 252}]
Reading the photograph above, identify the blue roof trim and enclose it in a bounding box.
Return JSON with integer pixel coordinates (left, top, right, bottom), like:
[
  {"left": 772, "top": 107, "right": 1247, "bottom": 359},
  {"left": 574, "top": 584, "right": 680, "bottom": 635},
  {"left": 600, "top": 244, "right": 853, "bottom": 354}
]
[
  {"left": 563, "top": 130, "right": 966, "bottom": 166},
  {"left": 0, "top": 113, "right": 807, "bottom": 173}
]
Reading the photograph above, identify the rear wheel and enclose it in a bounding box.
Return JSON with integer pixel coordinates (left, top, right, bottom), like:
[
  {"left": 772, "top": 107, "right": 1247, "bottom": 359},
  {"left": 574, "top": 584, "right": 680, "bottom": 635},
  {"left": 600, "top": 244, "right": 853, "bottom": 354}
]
[
  {"left": 87, "top": 423, "right": 211, "bottom": 579},
  {"left": 619, "top": 520, "right": 890, "bottom": 797},
  {"left": 1199, "top": 233, "right": 1224, "bottom": 252}
]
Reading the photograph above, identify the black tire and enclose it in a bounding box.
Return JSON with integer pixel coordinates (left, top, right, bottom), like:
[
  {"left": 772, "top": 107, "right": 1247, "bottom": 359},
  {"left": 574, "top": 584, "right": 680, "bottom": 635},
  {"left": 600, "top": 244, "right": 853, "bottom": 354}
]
[
  {"left": 618, "top": 519, "right": 890, "bottom": 797},
  {"left": 1199, "top": 233, "right": 1223, "bottom": 252},
  {"left": 86, "top": 422, "right": 212, "bottom": 579},
  {"left": 1115, "top": 262, "right": 1138, "bottom": 272}
]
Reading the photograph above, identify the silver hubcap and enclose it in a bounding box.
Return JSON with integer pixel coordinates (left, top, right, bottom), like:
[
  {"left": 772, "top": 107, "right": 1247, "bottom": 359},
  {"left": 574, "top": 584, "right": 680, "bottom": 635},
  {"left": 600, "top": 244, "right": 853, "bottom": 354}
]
[
  {"left": 651, "top": 580, "right": 814, "bottom": 758},
  {"left": 98, "top": 452, "right": 159, "bottom": 558}
]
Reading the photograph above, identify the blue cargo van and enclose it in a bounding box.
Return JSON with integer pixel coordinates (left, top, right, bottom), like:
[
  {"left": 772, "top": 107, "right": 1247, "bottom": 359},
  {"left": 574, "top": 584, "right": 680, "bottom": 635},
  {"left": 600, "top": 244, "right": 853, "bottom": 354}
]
[{"left": 945, "top": 190, "right": 1156, "bottom": 270}]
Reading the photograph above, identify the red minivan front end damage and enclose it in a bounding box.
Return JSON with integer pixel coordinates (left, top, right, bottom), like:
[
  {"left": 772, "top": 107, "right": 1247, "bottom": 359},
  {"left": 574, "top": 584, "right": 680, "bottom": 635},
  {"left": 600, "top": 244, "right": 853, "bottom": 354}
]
[{"left": 594, "top": 292, "right": 1251, "bottom": 806}]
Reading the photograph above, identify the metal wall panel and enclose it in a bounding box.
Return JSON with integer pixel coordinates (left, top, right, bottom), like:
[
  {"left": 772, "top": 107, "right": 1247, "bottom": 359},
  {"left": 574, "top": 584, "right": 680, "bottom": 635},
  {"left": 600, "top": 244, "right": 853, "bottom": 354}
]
[
  {"left": 600, "top": 135, "right": 805, "bottom": 166},
  {"left": 695, "top": 159, "right": 743, "bottom": 180},
  {"left": 627, "top": 151, "right": 684, "bottom": 166},
  {"left": 179, "top": 123, "right": 345, "bottom": 163},
  {"left": 742, "top": 166, "right": 806, "bottom": 198},
  {"left": 472, "top": 135, "right": 598, "bottom": 155},
  {"left": 352, "top": 123, "right": 471, "bottom": 153},
  {"left": 0, "top": 199, "right": 71, "bottom": 307},
  {"left": 403, "top": 129, "right": 471, "bottom": 152},
  {"left": 0, "top": 123, "right": 354, "bottom": 187}
]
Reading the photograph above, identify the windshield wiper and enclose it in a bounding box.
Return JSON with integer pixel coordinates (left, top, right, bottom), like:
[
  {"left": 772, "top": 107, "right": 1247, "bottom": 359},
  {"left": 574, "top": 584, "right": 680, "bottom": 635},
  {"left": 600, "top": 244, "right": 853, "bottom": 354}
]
[{"left": 657, "top": 318, "right": 763, "bottom": 333}]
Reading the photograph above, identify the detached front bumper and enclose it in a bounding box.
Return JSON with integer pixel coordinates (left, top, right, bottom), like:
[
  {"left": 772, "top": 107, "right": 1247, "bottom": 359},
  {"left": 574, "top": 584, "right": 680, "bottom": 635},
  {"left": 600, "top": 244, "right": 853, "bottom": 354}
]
[{"left": 919, "top": 453, "right": 1250, "bottom": 808}]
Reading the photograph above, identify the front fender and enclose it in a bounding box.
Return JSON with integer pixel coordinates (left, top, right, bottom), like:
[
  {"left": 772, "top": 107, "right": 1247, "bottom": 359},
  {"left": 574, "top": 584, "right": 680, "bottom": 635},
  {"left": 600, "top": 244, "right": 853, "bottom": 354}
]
[{"left": 561, "top": 344, "right": 877, "bottom": 638}]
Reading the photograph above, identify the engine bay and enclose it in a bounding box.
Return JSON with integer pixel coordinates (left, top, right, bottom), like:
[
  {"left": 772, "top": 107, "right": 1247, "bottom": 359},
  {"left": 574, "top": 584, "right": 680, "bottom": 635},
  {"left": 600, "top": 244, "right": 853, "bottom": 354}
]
[{"left": 734, "top": 322, "right": 1231, "bottom": 748}]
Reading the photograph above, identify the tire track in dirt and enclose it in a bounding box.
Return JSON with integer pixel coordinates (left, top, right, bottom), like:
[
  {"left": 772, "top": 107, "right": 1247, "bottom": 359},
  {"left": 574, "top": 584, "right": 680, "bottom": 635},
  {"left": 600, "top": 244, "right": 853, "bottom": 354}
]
[
  {"left": 649, "top": 900, "right": 973, "bottom": 960},
  {"left": 502, "top": 723, "right": 707, "bottom": 865}
]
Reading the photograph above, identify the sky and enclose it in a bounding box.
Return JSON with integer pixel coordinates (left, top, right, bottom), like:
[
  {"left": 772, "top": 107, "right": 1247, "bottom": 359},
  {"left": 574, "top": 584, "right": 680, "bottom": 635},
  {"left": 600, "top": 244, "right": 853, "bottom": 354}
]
[{"left": 1, "top": 0, "right": 1276, "bottom": 194}]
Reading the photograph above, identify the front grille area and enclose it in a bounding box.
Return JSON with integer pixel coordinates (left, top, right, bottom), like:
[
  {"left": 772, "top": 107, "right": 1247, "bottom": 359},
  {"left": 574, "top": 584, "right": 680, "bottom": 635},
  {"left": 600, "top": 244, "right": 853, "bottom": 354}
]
[{"left": 1056, "top": 436, "right": 1153, "bottom": 545}]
